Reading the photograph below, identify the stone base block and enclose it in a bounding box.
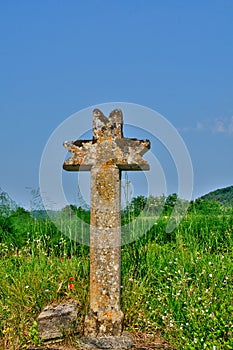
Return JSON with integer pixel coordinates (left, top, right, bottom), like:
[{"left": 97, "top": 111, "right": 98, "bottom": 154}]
[
  {"left": 37, "top": 300, "right": 77, "bottom": 340},
  {"left": 80, "top": 333, "right": 135, "bottom": 349}
]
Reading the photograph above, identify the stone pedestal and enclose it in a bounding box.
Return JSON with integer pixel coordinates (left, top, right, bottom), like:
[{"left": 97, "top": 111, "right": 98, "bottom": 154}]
[{"left": 80, "top": 333, "right": 135, "bottom": 349}]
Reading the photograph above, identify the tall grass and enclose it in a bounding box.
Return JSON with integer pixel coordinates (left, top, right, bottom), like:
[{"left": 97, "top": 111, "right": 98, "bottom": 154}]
[
  {"left": 0, "top": 204, "right": 232, "bottom": 349},
  {"left": 121, "top": 211, "right": 233, "bottom": 349}
]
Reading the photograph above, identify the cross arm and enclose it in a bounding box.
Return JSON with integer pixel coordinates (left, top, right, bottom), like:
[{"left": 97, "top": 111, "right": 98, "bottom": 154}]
[
  {"left": 115, "top": 138, "right": 150, "bottom": 170},
  {"left": 63, "top": 140, "right": 96, "bottom": 171},
  {"left": 63, "top": 137, "right": 150, "bottom": 171}
]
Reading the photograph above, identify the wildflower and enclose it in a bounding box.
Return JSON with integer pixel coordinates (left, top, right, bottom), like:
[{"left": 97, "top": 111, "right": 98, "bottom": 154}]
[
  {"left": 2, "top": 327, "right": 13, "bottom": 334},
  {"left": 68, "top": 283, "right": 75, "bottom": 290},
  {"left": 209, "top": 273, "right": 213, "bottom": 278},
  {"left": 222, "top": 275, "right": 228, "bottom": 285},
  {"left": 69, "top": 276, "right": 75, "bottom": 281},
  {"left": 25, "top": 285, "right": 29, "bottom": 289}
]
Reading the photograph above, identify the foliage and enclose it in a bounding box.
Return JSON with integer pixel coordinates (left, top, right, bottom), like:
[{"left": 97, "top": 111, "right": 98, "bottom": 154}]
[
  {"left": 0, "top": 192, "right": 233, "bottom": 349},
  {"left": 200, "top": 185, "right": 233, "bottom": 207},
  {"left": 29, "top": 321, "right": 42, "bottom": 346},
  {"left": 0, "top": 188, "right": 17, "bottom": 215},
  {"left": 0, "top": 207, "right": 34, "bottom": 248}
]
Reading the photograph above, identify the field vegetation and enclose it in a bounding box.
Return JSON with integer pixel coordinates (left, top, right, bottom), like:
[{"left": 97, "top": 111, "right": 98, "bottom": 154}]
[{"left": 0, "top": 190, "right": 232, "bottom": 349}]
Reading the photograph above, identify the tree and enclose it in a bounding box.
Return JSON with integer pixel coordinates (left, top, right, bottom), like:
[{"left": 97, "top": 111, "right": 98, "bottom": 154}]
[{"left": 164, "top": 193, "right": 178, "bottom": 213}]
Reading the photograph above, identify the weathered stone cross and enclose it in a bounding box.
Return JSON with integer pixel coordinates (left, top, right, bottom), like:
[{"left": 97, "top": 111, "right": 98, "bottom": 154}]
[{"left": 63, "top": 109, "right": 150, "bottom": 342}]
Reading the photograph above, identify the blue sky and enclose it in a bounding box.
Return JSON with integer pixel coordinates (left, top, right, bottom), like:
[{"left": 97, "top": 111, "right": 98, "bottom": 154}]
[{"left": 0, "top": 0, "right": 233, "bottom": 208}]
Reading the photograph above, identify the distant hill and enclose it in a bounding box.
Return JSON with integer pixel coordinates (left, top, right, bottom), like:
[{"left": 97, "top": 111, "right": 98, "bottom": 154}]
[{"left": 200, "top": 186, "right": 233, "bottom": 207}]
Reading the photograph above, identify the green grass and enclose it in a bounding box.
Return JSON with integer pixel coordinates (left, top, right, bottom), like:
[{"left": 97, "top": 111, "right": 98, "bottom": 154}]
[{"left": 0, "top": 206, "right": 233, "bottom": 349}]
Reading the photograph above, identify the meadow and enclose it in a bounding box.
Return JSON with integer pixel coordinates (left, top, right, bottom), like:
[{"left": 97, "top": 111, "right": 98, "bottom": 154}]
[{"left": 0, "top": 196, "right": 232, "bottom": 350}]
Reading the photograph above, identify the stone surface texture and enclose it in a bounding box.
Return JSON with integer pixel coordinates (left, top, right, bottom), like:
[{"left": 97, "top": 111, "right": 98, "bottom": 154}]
[
  {"left": 37, "top": 300, "right": 77, "bottom": 340},
  {"left": 63, "top": 109, "right": 150, "bottom": 172},
  {"left": 63, "top": 109, "right": 150, "bottom": 342},
  {"left": 80, "top": 333, "right": 135, "bottom": 349}
]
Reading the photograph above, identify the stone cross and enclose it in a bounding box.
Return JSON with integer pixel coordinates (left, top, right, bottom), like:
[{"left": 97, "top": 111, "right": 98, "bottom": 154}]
[{"left": 63, "top": 109, "right": 150, "bottom": 341}]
